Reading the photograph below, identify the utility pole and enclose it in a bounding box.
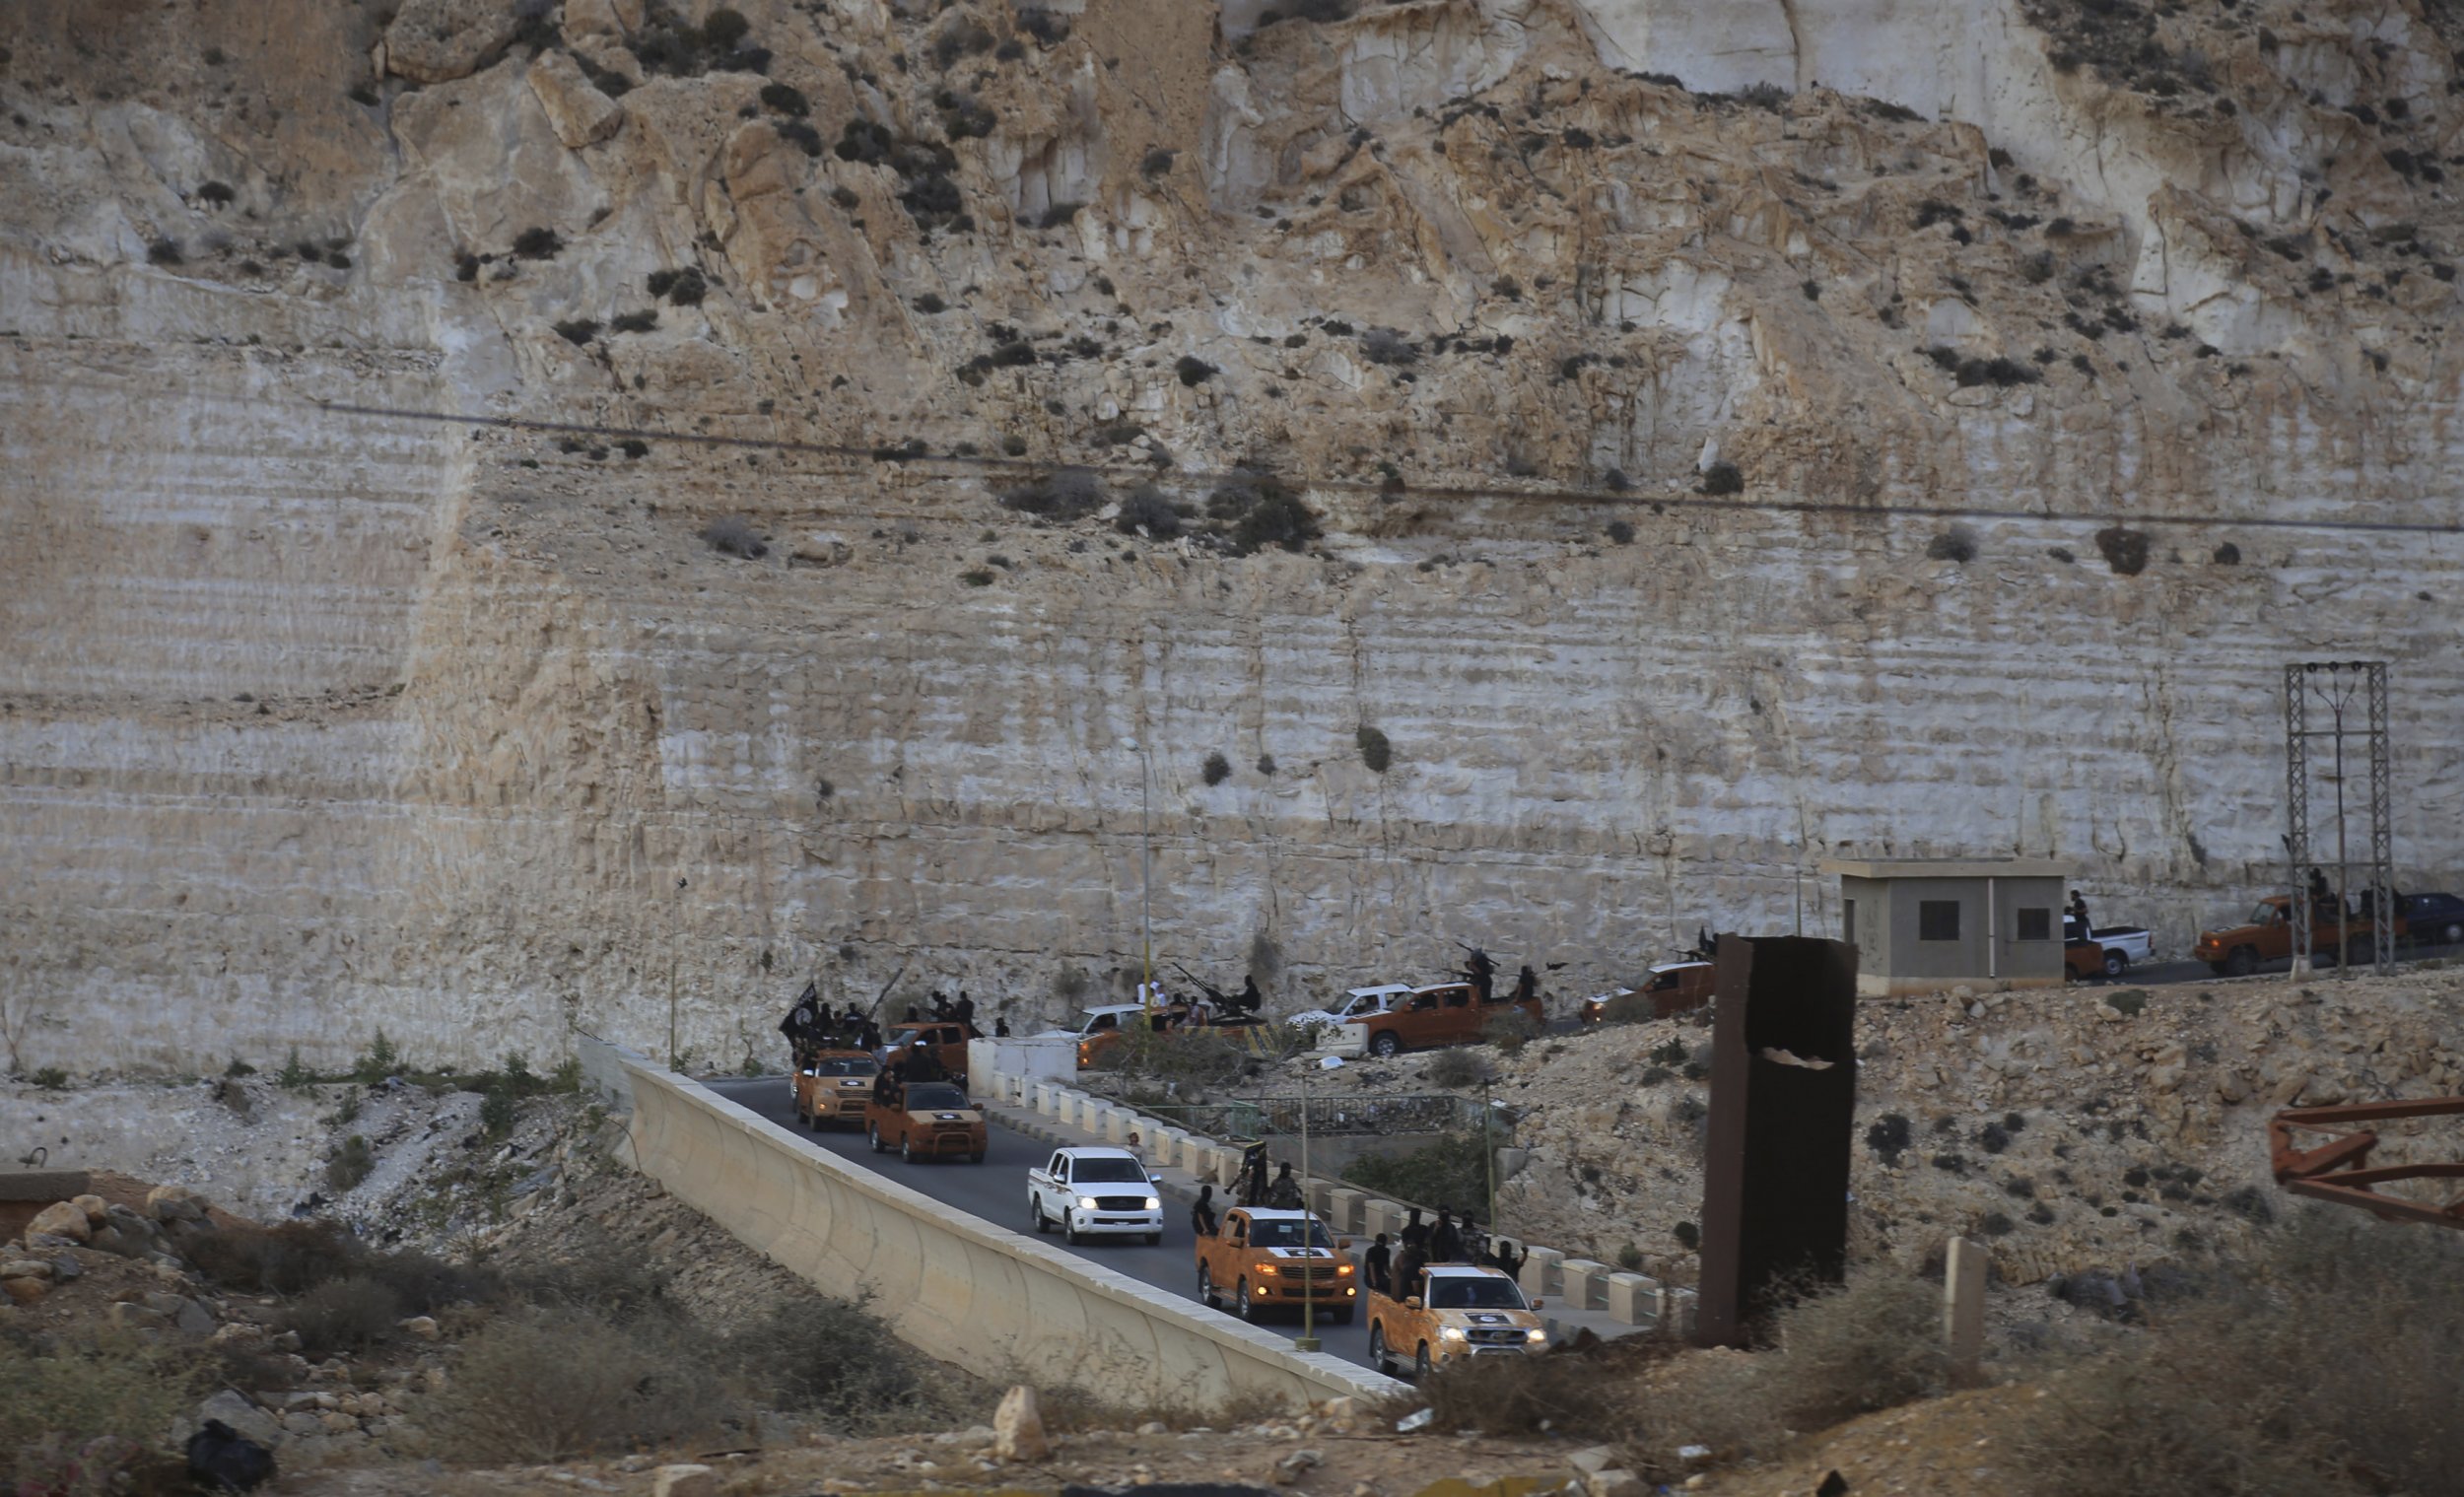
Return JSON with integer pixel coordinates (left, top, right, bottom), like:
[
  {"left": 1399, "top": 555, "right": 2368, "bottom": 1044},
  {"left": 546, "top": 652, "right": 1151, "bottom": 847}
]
[
  {"left": 1481, "top": 1079, "right": 1499, "bottom": 1234},
  {"left": 668, "top": 875, "right": 688, "bottom": 1067}
]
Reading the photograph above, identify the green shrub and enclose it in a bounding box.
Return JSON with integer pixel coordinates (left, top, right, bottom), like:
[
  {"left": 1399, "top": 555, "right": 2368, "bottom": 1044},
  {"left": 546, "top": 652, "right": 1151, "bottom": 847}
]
[
  {"left": 480, "top": 1082, "right": 515, "bottom": 1138},
  {"left": 703, "top": 515, "right": 767, "bottom": 558},
  {"left": 0, "top": 1331, "right": 203, "bottom": 1492},
  {"left": 224, "top": 1055, "right": 256, "bottom": 1078},
  {"left": 185, "top": 1220, "right": 359, "bottom": 1295},
  {"left": 1615, "top": 1242, "right": 1645, "bottom": 1271},
  {"left": 276, "top": 1046, "right": 313, "bottom": 1089},
  {"left": 285, "top": 1275, "right": 403, "bottom": 1355},
  {"left": 1202, "top": 751, "right": 1231, "bottom": 786},
  {"left": 1481, "top": 1010, "right": 1538, "bottom": 1053},
  {"left": 552, "top": 1056, "right": 584, "bottom": 1094},
  {"left": 325, "top": 1134, "right": 374, "bottom": 1191},
  {"left": 1424, "top": 1049, "right": 1485, "bottom": 1089},
  {"left": 512, "top": 226, "right": 563, "bottom": 259},
  {"left": 2105, "top": 988, "right": 2148, "bottom": 1016},
  {"left": 352, "top": 1028, "right": 400, "bottom": 1084},
  {"left": 1342, "top": 1133, "right": 1492, "bottom": 1215},
  {"left": 1699, "top": 461, "right": 1744, "bottom": 495}
]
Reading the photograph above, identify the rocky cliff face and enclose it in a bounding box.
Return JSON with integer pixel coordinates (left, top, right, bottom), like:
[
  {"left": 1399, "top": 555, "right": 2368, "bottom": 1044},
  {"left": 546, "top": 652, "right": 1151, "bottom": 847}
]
[{"left": 2, "top": 0, "right": 2458, "bottom": 1070}]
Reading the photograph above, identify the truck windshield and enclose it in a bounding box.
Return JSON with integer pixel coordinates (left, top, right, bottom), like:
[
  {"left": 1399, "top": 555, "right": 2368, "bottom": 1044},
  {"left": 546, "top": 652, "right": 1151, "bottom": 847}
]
[
  {"left": 1249, "top": 1219, "right": 1335, "bottom": 1250},
  {"left": 2252, "top": 904, "right": 2283, "bottom": 925},
  {"left": 1427, "top": 1276, "right": 1529, "bottom": 1311},
  {"left": 1070, "top": 1158, "right": 1147, "bottom": 1183},
  {"left": 905, "top": 1084, "right": 969, "bottom": 1110},
  {"left": 810, "top": 1056, "right": 879, "bottom": 1077}
]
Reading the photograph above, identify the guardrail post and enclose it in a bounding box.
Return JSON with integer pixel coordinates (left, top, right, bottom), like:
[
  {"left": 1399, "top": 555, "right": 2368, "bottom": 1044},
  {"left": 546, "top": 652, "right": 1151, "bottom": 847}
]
[
  {"left": 1519, "top": 1246, "right": 1565, "bottom": 1299},
  {"left": 1560, "top": 1259, "right": 1612, "bottom": 1311},
  {"left": 1363, "top": 1199, "right": 1406, "bottom": 1242},
  {"left": 1606, "top": 1271, "right": 1659, "bottom": 1325},
  {"left": 1326, "top": 1187, "right": 1365, "bottom": 1235}
]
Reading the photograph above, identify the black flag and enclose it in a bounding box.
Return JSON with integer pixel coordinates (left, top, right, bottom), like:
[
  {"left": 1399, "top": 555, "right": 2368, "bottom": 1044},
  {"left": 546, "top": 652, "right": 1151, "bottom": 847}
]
[{"left": 779, "top": 981, "right": 821, "bottom": 1043}]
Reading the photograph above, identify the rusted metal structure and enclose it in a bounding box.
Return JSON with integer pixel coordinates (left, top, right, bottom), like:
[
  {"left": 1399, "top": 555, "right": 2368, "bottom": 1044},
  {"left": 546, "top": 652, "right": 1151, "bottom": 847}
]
[
  {"left": 1695, "top": 934, "right": 1860, "bottom": 1347},
  {"left": 2269, "top": 1097, "right": 2464, "bottom": 1228}
]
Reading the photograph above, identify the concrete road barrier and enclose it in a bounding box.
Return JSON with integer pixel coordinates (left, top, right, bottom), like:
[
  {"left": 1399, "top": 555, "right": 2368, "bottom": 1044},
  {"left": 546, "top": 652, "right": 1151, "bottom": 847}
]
[{"left": 592, "top": 1039, "right": 1398, "bottom": 1406}]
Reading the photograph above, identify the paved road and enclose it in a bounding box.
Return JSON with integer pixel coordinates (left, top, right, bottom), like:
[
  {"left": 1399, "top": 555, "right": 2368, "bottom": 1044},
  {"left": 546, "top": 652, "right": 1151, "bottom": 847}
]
[{"left": 703, "top": 1077, "right": 1383, "bottom": 1374}]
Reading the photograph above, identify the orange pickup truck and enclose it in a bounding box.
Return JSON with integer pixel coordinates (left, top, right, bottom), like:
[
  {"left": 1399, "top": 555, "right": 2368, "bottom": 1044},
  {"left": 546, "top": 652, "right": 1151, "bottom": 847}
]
[
  {"left": 2196, "top": 895, "right": 2405, "bottom": 977},
  {"left": 863, "top": 1079, "right": 988, "bottom": 1163},
  {"left": 1578, "top": 961, "right": 1715, "bottom": 1025},
  {"left": 1332, "top": 983, "right": 1544, "bottom": 1058},
  {"left": 881, "top": 1021, "right": 979, "bottom": 1082},
  {"left": 791, "top": 1050, "right": 881, "bottom": 1129},
  {"left": 1193, "top": 1207, "right": 1358, "bottom": 1324},
  {"left": 1366, "top": 1263, "right": 1547, "bottom": 1379}
]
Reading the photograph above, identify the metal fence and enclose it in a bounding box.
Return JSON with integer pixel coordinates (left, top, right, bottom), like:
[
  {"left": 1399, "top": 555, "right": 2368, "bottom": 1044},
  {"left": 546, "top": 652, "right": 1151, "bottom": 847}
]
[{"left": 1120, "top": 1091, "right": 1514, "bottom": 1140}]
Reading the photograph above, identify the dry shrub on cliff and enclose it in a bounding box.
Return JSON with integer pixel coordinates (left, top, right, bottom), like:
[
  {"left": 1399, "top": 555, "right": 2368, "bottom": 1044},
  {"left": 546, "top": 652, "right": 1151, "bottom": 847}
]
[
  {"left": 999, "top": 466, "right": 1106, "bottom": 520},
  {"left": 702, "top": 515, "right": 768, "bottom": 559},
  {"left": 420, "top": 1306, "right": 737, "bottom": 1462},
  {"left": 2008, "top": 1210, "right": 2464, "bottom": 1497},
  {"left": 1115, "top": 484, "right": 1183, "bottom": 538},
  {"left": 2094, "top": 525, "right": 2151, "bottom": 576},
  {"left": 285, "top": 1274, "right": 403, "bottom": 1356},
  {"left": 1698, "top": 461, "right": 1744, "bottom": 496},
  {"left": 1355, "top": 725, "right": 1392, "bottom": 773},
  {"left": 186, "top": 1219, "right": 359, "bottom": 1295}
]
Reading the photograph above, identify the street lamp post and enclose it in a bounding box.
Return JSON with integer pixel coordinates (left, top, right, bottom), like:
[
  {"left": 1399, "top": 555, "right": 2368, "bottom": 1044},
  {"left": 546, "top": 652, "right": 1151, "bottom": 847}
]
[
  {"left": 1124, "top": 735, "right": 1154, "bottom": 1013},
  {"left": 1295, "top": 1063, "right": 1320, "bottom": 1353}
]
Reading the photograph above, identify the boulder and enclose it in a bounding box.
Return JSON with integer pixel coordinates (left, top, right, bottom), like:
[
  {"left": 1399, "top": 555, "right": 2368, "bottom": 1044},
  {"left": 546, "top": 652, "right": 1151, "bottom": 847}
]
[
  {"left": 384, "top": 0, "right": 522, "bottom": 85},
  {"left": 528, "top": 51, "right": 624, "bottom": 149},
  {"left": 71, "top": 1193, "right": 108, "bottom": 1225},
  {"left": 196, "top": 1389, "right": 284, "bottom": 1449},
  {"left": 562, "top": 0, "right": 645, "bottom": 36},
  {"left": 2, "top": 1276, "right": 46, "bottom": 1305},
  {"left": 28, "top": 1201, "right": 92, "bottom": 1243},
  {"left": 145, "top": 1185, "right": 207, "bottom": 1223},
  {"left": 992, "top": 1385, "right": 1049, "bottom": 1463},
  {"left": 107, "top": 1301, "right": 169, "bottom": 1329},
  {"left": 650, "top": 1464, "right": 718, "bottom": 1497},
  {"left": 0, "top": 1259, "right": 52, "bottom": 1280},
  {"left": 87, "top": 1225, "right": 140, "bottom": 1258}
]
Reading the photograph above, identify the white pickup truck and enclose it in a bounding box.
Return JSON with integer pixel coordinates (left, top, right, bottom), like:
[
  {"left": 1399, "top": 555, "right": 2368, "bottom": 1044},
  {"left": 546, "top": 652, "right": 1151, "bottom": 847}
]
[
  {"left": 1027, "top": 1145, "right": 1163, "bottom": 1246},
  {"left": 2066, "top": 916, "right": 2155, "bottom": 978}
]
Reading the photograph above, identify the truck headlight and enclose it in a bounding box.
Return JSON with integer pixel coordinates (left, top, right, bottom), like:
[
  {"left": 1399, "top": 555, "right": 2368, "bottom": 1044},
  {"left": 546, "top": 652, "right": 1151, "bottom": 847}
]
[
  {"left": 1336, "top": 1263, "right": 1354, "bottom": 1275},
  {"left": 1526, "top": 1328, "right": 1547, "bottom": 1343},
  {"left": 1143, "top": 1196, "right": 1161, "bottom": 1210},
  {"left": 1076, "top": 1196, "right": 1098, "bottom": 1211},
  {"left": 1257, "top": 1264, "right": 1277, "bottom": 1276},
  {"left": 1439, "top": 1327, "right": 1467, "bottom": 1342}
]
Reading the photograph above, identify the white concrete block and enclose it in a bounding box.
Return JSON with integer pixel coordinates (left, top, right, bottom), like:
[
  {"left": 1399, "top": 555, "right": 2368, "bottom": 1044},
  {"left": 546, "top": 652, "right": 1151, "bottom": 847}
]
[
  {"left": 1560, "top": 1259, "right": 1612, "bottom": 1310},
  {"left": 1327, "top": 1187, "right": 1366, "bottom": 1235},
  {"left": 1519, "top": 1246, "right": 1565, "bottom": 1299},
  {"left": 1606, "top": 1271, "right": 1659, "bottom": 1325}
]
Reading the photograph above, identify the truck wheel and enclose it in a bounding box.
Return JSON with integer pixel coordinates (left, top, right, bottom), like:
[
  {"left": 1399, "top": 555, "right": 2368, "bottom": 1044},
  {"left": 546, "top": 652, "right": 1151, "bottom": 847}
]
[
  {"left": 900, "top": 1134, "right": 916, "bottom": 1162},
  {"left": 2208, "top": 961, "right": 2232, "bottom": 977},
  {"left": 1237, "top": 1279, "right": 1259, "bottom": 1321},
  {"left": 868, "top": 1123, "right": 885, "bottom": 1153},
  {"left": 2102, "top": 950, "right": 2127, "bottom": 979},
  {"left": 1198, "top": 1263, "right": 1218, "bottom": 1307},
  {"left": 1369, "top": 1324, "right": 1392, "bottom": 1375},
  {"left": 1032, "top": 1199, "right": 1051, "bottom": 1234},
  {"left": 1369, "top": 1031, "right": 1403, "bottom": 1058},
  {"left": 2224, "top": 946, "right": 2258, "bottom": 978},
  {"left": 1065, "top": 1214, "right": 1085, "bottom": 1247},
  {"left": 1414, "top": 1342, "right": 1433, "bottom": 1380}
]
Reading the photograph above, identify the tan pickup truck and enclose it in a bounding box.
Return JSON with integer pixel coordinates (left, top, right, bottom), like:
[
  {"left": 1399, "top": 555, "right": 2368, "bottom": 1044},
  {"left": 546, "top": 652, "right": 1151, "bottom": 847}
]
[
  {"left": 1366, "top": 1263, "right": 1547, "bottom": 1379},
  {"left": 1331, "top": 984, "right": 1545, "bottom": 1058},
  {"left": 2196, "top": 895, "right": 2404, "bottom": 976},
  {"left": 1193, "top": 1207, "right": 1357, "bottom": 1324},
  {"left": 1578, "top": 961, "right": 1715, "bottom": 1025},
  {"left": 862, "top": 1079, "right": 988, "bottom": 1163},
  {"left": 790, "top": 1049, "right": 881, "bottom": 1129}
]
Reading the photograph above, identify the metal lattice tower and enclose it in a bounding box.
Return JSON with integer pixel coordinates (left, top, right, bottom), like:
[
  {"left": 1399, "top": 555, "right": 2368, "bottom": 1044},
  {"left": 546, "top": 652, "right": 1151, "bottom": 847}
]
[{"left": 2283, "top": 662, "right": 2397, "bottom": 978}]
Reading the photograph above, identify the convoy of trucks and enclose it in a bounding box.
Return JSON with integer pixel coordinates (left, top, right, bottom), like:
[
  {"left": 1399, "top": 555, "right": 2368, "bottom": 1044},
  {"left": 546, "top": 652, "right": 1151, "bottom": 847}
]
[
  {"left": 2194, "top": 894, "right": 2405, "bottom": 976},
  {"left": 1327, "top": 982, "right": 1545, "bottom": 1058},
  {"left": 862, "top": 1079, "right": 988, "bottom": 1163}
]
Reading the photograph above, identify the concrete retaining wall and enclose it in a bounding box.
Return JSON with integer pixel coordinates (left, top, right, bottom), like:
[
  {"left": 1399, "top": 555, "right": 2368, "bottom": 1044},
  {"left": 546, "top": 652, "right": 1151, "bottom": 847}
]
[{"left": 591, "top": 1038, "right": 1400, "bottom": 1407}]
